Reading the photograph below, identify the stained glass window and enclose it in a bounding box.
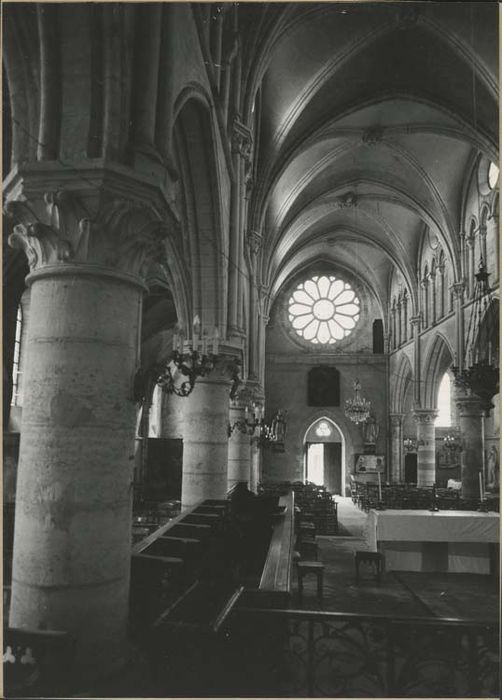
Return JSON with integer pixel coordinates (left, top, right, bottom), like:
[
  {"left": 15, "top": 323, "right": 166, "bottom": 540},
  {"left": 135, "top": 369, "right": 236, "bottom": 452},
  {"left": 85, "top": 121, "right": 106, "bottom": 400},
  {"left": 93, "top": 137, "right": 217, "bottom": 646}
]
[{"left": 288, "top": 275, "right": 360, "bottom": 344}]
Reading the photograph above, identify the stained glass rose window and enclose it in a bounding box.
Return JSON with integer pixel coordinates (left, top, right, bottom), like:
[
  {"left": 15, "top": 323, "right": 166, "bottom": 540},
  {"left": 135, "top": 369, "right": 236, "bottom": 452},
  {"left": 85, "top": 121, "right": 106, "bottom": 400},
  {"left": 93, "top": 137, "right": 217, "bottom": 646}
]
[{"left": 288, "top": 275, "right": 360, "bottom": 344}]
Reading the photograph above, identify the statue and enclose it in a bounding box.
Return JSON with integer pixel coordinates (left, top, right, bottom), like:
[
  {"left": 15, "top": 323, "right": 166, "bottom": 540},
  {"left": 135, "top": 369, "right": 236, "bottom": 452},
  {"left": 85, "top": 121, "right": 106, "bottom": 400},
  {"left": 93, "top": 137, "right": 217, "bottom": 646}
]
[
  {"left": 487, "top": 445, "right": 499, "bottom": 491},
  {"left": 363, "top": 414, "right": 379, "bottom": 444},
  {"left": 271, "top": 410, "right": 287, "bottom": 443}
]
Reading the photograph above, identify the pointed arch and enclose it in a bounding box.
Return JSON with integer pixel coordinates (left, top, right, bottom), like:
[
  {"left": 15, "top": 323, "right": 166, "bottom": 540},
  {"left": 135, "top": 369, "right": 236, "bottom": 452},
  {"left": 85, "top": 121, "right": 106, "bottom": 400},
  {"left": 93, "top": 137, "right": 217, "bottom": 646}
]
[
  {"left": 302, "top": 413, "right": 348, "bottom": 494},
  {"left": 422, "top": 332, "right": 455, "bottom": 409},
  {"left": 391, "top": 352, "right": 413, "bottom": 413},
  {"left": 173, "top": 97, "right": 227, "bottom": 334}
]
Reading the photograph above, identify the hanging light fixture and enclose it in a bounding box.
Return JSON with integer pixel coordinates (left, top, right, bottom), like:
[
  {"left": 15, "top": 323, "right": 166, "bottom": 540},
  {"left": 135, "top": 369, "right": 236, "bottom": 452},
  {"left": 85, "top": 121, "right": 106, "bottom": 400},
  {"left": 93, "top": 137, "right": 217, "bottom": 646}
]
[
  {"left": 443, "top": 432, "right": 462, "bottom": 452},
  {"left": 451, "top": 259, "right": 499, "bottom": 414},
  {"left": 345, "top": 378, "right": 371, "bottom": 424}
]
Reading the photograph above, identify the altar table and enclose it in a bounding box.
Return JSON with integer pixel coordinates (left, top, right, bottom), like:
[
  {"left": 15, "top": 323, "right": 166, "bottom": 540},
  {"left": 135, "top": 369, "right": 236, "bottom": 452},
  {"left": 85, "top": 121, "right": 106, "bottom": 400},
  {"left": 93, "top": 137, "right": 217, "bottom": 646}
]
[{"left": 366, "top": 510, "right": 499, "bottom": 574}]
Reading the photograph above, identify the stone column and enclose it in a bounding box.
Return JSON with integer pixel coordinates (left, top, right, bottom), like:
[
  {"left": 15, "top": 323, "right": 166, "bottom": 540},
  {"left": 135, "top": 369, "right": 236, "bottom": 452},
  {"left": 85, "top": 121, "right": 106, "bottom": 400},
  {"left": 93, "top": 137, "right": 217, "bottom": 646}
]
[
  {"left": 5, "top": 187, "right": 168, "bottom": 682},
  {"left": 181, "top": 357, "right": 237, "bottom": 508},
  {"left": 227, "top": 387, "right": 252, "bottom": 490},
  {"left": 413, "top": 409, "right": 438, "bottom": 486},
  {"left": 160, "top": 389, "right": 185, "bottom": 439},
  {"left": 410, "top": 315, "right": 422, "bottom": 405},
  {"left": 389, "top": 413, "right": 404, "bottom": 483},
  {"left": 456, "top": 395, "right": 483, "bottom": 499},
  {"left": 452, "top": 282, "right": 465, "bottom": 368}
]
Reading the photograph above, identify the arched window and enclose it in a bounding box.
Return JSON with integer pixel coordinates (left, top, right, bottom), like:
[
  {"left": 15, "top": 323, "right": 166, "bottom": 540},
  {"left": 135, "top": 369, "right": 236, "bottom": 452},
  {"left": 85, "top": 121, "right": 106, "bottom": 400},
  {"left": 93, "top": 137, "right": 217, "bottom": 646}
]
[
  {"left": 288, "top": 275, "right": 360, "bottom": 345},
  {"left": 435, "top": 372, "right": 452, "bottom": 427},
  {"left": 11, "top": 306, "right": 24, "bottom": 406},
  {"left": 488, "top": 161, "right": 499, "bottom": 190}
]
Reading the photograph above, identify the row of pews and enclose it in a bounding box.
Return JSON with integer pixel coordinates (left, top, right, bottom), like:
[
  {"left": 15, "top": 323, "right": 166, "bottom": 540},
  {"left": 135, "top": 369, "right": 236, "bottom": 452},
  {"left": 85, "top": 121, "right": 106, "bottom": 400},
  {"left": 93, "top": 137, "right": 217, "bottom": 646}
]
[
  {"left": 3, "top": 489, "right": 296, "bottom": 697},
  {"left": 130, "top": 489, "right": 296, "bottom": 695}
]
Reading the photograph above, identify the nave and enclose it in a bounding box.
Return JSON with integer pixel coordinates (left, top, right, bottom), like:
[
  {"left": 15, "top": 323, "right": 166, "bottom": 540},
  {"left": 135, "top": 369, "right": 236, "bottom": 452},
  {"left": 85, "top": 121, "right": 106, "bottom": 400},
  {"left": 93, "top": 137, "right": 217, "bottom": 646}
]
[{"left": 2, "top": 1, "right": 500, "bottom": 697}]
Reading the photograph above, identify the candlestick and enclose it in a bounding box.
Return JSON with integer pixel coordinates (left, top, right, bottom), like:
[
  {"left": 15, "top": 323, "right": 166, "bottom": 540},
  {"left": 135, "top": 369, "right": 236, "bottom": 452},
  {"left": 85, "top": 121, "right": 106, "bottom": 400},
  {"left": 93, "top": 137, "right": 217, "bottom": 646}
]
[
  {"left": 479, "top": 471, "right": 484, "bottom": 500},
  {"left": 377, "top": 472, "right": 382, "bottom": 501},
  {"left": 212, "top": 326, "right": 219, "bottom": 355}
]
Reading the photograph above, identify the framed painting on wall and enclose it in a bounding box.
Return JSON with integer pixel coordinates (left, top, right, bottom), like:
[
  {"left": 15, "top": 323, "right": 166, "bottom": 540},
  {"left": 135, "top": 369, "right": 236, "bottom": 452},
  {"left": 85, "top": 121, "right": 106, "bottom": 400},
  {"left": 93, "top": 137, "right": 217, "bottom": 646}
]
[{"left": 355, "top": 454, "right": 385, "bottom": 473}]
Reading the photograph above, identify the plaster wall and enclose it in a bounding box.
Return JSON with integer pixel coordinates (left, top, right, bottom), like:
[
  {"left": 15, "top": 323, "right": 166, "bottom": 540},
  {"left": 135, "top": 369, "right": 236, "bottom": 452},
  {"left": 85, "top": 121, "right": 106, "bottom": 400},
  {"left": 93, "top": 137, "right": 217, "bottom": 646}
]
[{"left": 263, "top": 275, "right": 388, "bottom": 492}]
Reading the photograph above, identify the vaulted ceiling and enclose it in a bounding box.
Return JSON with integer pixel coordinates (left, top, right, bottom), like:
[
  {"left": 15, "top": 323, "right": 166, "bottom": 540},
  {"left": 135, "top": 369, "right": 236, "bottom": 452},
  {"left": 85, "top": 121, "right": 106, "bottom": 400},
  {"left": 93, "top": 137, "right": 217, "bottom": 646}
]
[{"left": 243, "top": 2, "right": 498, "bottom": 316}]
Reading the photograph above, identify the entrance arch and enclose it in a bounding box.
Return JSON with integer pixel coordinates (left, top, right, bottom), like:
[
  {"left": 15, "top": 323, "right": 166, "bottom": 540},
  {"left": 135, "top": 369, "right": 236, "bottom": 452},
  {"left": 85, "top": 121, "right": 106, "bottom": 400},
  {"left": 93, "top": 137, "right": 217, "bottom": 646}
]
[{"left": 303, "top": 416, "right": 346, "bottom": 495}]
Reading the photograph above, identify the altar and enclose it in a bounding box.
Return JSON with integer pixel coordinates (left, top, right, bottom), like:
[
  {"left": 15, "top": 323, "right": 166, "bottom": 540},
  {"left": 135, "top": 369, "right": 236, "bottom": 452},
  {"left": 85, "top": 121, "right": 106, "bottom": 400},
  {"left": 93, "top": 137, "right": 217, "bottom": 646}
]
[{"left": 366, "top": 509, "right": 499, "bottom": 575}]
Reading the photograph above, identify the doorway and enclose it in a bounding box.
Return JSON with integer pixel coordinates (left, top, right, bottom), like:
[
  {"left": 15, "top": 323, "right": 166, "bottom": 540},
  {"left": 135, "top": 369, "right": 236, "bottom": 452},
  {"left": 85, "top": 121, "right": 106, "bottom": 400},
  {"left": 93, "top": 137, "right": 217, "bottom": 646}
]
[
  {"left": 404, "top": 453, "right": 417, "bottom": 484},
  {"left": 306, "top": 442, "right": 342, "bottom": 493}
]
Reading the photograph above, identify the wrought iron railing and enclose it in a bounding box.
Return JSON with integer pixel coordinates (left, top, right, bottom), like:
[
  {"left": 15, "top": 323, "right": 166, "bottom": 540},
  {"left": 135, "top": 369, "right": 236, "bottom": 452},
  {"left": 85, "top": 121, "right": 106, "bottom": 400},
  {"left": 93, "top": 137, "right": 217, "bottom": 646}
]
[{"left": 221, "top": 607, "right": 500, "bottom": 697}]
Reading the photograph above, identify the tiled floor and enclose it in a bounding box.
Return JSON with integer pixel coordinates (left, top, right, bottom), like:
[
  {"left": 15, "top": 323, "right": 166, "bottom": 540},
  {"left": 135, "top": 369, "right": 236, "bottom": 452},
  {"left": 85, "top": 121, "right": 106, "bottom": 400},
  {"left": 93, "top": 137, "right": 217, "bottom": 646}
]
[{"left": 293, "top": 497, "right": 499, "bottom": 621}]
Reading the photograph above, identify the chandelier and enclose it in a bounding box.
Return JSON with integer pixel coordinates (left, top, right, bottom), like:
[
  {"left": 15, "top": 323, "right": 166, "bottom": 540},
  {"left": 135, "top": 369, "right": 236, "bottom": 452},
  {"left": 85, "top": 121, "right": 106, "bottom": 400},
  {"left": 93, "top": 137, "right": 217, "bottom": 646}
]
[
  {"left": 451, "top": 260, "right": 499, "bottom": 414},
  {"left": 345, "top": 378, "right": 371, "bottom": 424},
  {"left": 443, "top": 432, "right": 462, "bottom": 452},
  {"left": 156, "top": 317, "right": 220, "bottom": 397}
]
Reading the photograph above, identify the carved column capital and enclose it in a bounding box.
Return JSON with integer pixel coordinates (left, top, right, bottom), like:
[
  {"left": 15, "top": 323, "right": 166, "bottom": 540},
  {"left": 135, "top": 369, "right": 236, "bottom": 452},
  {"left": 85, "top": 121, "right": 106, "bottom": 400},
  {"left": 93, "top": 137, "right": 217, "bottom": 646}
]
[
  {"left": 5, "top": 190, "right": 169, "bottom": 281},
  {"left": 455, "top": 394, "right": 483, "bottom": 418},
  {"left": 246, "top": 229, "right": 262, "bottom": 258},
  {"left": 230, "top": 384, "right": 255, "bottom": 410},
  {"left": 413, "top": 409, "right": 438, "bottom": 424},
  {"left": 410, "top": 314, "right": 422, "bottom": 328},
  {"left": 451, "top": 281, "right": 465, "bottom": 300},
  {"left": 389, "top": 413, "right": 405, "bottom": 428},
  {"left": 231, "top": 120, "right": 253, "bottom": 163}
]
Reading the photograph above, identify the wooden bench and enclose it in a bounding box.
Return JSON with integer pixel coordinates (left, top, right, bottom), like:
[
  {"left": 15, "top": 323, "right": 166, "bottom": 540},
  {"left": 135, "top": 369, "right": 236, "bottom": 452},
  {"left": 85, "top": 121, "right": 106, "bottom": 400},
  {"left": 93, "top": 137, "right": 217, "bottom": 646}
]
[{"left": 3, "top": 627, "right": 75, "bottom": 697}]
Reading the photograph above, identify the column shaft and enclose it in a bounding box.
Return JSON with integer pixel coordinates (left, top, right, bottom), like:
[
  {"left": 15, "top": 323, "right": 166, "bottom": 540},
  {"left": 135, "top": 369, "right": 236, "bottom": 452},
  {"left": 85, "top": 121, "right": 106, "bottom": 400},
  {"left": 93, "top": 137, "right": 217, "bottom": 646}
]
[
  {"left": 389, "top": 414, "right": 404, "bottom": 483},
  {"left": 456, "top": 395, "right": 483, "bottom": 499},
  {"left": 181, "top": 374, "right": 232, "bottom": 508},
  {"left": 9, "top": 267, "right": 141, "bottom": 679},
  {"left": 414, "top": 410, "right": 437, "bottom": 486},
  {"left": 228, "top": 404, "right": 251, "bottom": 489}
]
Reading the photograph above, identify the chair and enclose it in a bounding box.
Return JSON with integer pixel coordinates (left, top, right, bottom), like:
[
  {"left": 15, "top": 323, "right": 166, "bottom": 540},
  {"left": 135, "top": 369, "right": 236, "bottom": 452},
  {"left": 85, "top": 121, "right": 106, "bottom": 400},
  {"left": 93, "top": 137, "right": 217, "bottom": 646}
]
[
  {"left": 354, "top": 551, "right": 384, "bottom": 583},
  {"left": 297, "top": 561, "right": 325, "bottom": 601}
]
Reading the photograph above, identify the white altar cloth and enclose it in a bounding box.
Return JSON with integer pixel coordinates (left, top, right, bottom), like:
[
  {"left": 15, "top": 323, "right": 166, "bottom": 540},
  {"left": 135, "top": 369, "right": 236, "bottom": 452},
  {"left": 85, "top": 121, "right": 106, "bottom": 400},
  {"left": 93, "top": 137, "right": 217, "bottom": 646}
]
[{"left": 366, "top": 510, "right": 499, "bottom": 574}]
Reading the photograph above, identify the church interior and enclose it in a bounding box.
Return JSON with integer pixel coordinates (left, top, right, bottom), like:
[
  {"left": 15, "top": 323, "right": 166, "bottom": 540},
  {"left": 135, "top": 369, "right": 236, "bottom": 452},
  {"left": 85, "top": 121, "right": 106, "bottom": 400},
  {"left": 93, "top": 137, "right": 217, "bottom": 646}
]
[{"left": 2, "top": 1, "right": 500, "bottom": 697}]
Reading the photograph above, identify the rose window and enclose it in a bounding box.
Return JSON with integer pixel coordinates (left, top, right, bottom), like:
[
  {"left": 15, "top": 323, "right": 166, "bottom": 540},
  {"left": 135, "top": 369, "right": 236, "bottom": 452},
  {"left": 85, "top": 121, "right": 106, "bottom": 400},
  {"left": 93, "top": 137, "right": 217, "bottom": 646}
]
[{"left": 288, "top": 275, "right": 360, "bottom": 344}]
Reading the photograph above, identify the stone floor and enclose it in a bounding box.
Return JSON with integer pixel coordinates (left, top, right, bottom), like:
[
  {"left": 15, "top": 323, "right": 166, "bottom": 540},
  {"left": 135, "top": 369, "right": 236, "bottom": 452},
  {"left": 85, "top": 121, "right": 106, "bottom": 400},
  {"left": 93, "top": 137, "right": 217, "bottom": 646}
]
[{"left": 293, "top": 497, "right": 499, "bottom": 621}]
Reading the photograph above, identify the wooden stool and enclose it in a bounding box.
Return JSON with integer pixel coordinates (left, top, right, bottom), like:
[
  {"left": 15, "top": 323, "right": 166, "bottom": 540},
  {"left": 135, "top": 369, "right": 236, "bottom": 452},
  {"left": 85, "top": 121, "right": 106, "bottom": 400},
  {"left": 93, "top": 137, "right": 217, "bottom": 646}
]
[
  {"left": 298, "top": 541, "right": 318, "bottom": 560},
  {"left": 297, "top": 561, "right": 324, "bottom": 601},
  {"left": 354, "top": 551, "right": 384, "bottom": 583}
]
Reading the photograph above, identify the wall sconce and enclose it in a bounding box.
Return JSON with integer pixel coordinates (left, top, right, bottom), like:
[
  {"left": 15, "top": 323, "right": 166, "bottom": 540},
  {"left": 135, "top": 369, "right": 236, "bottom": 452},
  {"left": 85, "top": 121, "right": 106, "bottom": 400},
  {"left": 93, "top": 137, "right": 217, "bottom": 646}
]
[
  {"left": 157, "top": 317, "right": 220, "bottom": 398},
  {"left": 260, "top": 409, "right": 288, "bottom": 451},
  {"left": 403, "top": 437, "right": 424, "bottom": 452},
  {"left": 228, "top": 403, "right": 263, "bottom": 437}
]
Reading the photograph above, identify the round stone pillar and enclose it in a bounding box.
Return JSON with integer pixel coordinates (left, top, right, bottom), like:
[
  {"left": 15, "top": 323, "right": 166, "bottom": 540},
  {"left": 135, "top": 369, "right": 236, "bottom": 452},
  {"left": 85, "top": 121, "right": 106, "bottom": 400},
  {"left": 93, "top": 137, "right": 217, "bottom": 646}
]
[
  {"left": 456, "top": 395, "right": 483, "bottom": 499},
  {"left": 413, "top": 409, "right": 438, "bottom": 486},
  {"left": 181, "top": 360, "right": 235, "bottom": 508},
  {"left": 228, "top": 399, "right": 252, "bottom": 490},
  {"left": 9, "top": 265, "right": 142, "bottom": 679},
  {"left": 5, "top": 185, "right": 168, "bottom": 685},
  {"left": 160, "top": 389, "right": 185, "bottom": 439},
  {"left": 389, "top": 413, "right": 404, "bottom": 483}
]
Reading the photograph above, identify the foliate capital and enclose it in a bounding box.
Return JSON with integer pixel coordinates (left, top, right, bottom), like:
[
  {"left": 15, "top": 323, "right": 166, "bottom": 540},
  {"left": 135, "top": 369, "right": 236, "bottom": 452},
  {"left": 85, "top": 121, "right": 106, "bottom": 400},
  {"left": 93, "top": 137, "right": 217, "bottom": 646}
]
[
  {"left": 413, "top": 409, "right": 438, "bottom": 424},
  {"left": 230, "top": 384, "right": 255, "bottom": 410},
  {"left": 5, "top": 190, "right": 169, "bottom": 280},
  {"left": 451, "top": 281, "right": 465, "bottom": 300},
  {"left": 231, "top": 120, "right": 253, "bottom": 163},
  {"left": 389, "top": 413, "right": 404, "bottom": 428}
]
